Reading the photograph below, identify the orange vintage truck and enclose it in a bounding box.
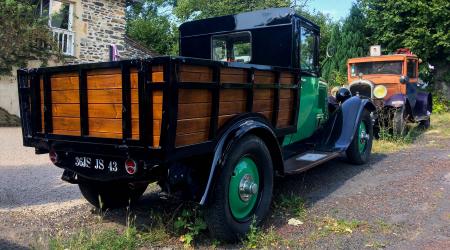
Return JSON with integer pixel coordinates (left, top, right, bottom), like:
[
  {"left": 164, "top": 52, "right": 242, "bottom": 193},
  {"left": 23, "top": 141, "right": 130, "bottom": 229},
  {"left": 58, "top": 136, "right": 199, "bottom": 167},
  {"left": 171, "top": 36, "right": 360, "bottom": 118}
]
[{"left": 347, "top": 49, "right": 432, "bottom": 135}]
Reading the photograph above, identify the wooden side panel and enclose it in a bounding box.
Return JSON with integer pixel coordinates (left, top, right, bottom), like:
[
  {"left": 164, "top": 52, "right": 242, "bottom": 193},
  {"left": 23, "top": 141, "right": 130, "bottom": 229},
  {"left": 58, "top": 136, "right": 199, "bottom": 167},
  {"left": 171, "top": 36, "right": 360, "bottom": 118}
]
[
  {"left": 179, "top": 65, "right": 213, "bottom": 83},
  {"left": 254, "top": 70, "right": 276, "bottom": 84},
  {"left": 277, "top": 88, "right": 296, "bottom": 128},
  {"left": 220, "top": 67, "right": 247, "bottom": 83},
  {"left": 47, "top": 72, "right": 81, "bottom": 135},
  {"left": 176, "top": 88, "right": 212, "bottom": 146}
]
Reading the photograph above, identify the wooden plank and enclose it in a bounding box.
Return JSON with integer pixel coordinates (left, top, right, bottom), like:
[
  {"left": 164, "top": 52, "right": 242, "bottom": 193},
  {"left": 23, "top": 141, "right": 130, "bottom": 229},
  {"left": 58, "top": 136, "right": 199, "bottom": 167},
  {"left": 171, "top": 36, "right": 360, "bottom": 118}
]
[
  {"left": 218, "top": 114, "right": 236, "bottom": 128},
  {"left": 51, "top": 90, "right": 79, "bottom": 104},
  {"left": 177, "top": 117, "right": 210, "bottom": 135},
  {"left": 175, "top": 132, "right": 209, "bottom": 147},
  {"left": 220, "top": 89, "right": 246, "bottom": 102},
  {"left": 152, "top": 72, "right": 164, "bottom": 82},
  {"left": 179, "top": 71, "right": 213, "bottom": 83},
  {"left": 87, "top": 74, "right": 122, "bottom": 89},
  {"left": 52, "top": 72, "right": 79, "bottom": 78},
  {"left": 277, "top": 119, "right": 291, "bottom": 128},
  {"left": 87, "top": 104, "right": 122, "bottom": 118},
  {"left": 280, "top": 72, "right": 296, "bottom": 84},
  {"left": 279, "top": 98, "right": 294, "bottom": 109},
  {"left": 254, "top": 70, "right": 275, "bottom": 84},
  {"left": 51, "top": 76, "right": 79, "bottom": 90},
  {"left": 220, "top": 68, "right": 247, "bottom": 83},
  {"left": 278, "top": 108, "right": 293, "bottom": 121},
  {"left": 43, "top": 104, "right": 80, "bottom": 117},
  {"left": 87, "top": 89, "right": 122, "bottom": 103},
  {"left": 52, "top": 117, "right": 80, "bottom": 131},
  {"left": 178, "top": 103, "right": 211, "bottom": 119},
  {"left": 87, "top": 68, "right": 121, "bottom": 76},
  {"left": 219, "top": 101, "right": 246, "bottom": 115},
  {"left": 254, "top": 89, "right": 274, "bottom": 100},
  {"left": 180, "top": 65, "right": 212, "bottom": 73},
  {"left": 280, "top": 89, "right": 295, "bottom": 99},
  {"left": 131, "top": 72, "right": 138, "bottom": 88},
  {"left": 179, "top": 89, "right": 211, "bottom": 103},
  {"left": 253, "top": 99, "right": 273, "bottom": 112},
  {"left": 259, "top": 111, "right": 273, "bottom": 120},
  {"left": 52, "top": 129, "right": 81, "bottom": 136}
]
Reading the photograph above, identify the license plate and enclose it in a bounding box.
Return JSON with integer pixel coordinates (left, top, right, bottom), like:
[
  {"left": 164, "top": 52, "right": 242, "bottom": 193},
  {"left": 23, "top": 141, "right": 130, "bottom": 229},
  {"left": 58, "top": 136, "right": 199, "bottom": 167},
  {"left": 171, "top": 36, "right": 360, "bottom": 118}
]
[{"left": 74, "top": 156, "right": 121, "bottom": 173}]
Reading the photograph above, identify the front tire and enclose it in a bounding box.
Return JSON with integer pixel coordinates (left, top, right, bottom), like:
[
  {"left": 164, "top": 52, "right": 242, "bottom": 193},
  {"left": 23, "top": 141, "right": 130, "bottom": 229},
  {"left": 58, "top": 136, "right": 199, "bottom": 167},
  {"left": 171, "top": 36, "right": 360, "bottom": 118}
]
[
  {"left": 418, "top": 117, "right": 430, "bottom": 129},
  {"left": 204, "top": 135, "right": 273, "bottom": 242},
  {"left": 393, "top": 106, "right": 408, "bottom": 136},
  {"left": 346, "top": 109, "right": 373, "bottom": 165},
  {"left": 79, "top": 181, "right": 148, "bottom": 209}
]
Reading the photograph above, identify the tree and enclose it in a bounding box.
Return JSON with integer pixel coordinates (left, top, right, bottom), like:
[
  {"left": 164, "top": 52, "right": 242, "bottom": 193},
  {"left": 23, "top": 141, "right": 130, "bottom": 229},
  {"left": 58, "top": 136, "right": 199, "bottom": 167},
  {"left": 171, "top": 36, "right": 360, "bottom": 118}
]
[
  {"left": 321, "top": 3, "right": 368, "bottom": 86},
  {"left": 126, "top": 0, "right": 178, "bottom": 55},
  {"left": 0, "top": 0, "right": 58, "bottom": 75},
  {"left": 173, "top": 0, "right": 293, "bottom": 22},
  {"left": 361, "top": 0, "right": 450, "bottom": 95}
]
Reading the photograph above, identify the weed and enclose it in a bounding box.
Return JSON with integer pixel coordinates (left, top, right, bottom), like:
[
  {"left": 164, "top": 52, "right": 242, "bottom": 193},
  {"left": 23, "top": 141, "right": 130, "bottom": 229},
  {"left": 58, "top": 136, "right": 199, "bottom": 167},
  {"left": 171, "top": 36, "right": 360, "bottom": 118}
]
[
  {"left": 317, "top": 216, "right": 362, "bottom": 235},
  {"left": 275, "top": 193, "right": 307, "bottom": 219},
  {"left": 242, "top": 219, "right": 284, "bottom": 249},
  {"left": 173, "top": 207, "right": 207, "bottom": 248}
]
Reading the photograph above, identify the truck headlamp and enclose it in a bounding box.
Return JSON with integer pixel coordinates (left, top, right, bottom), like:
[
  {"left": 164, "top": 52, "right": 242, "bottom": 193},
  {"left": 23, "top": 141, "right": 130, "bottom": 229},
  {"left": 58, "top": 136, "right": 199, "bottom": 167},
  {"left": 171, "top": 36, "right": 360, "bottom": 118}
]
[{"left": 373, "top": 85, "right": 387, "bottom": 99}]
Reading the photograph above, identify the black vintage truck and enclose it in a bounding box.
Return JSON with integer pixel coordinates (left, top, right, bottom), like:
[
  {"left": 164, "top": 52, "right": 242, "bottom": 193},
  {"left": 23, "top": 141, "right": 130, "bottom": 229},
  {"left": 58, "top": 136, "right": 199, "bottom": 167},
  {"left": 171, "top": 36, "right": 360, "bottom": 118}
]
[{"left": 18, "top": 8, "right": 375, "bottom": 241}]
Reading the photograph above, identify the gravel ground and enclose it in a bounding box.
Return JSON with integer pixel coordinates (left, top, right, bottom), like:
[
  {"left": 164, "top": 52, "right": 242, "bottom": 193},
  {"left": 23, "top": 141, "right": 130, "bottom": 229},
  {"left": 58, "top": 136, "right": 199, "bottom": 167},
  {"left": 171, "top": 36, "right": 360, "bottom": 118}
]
[{"left": 0, "top": 126, "right": 449, "bottom": 249}]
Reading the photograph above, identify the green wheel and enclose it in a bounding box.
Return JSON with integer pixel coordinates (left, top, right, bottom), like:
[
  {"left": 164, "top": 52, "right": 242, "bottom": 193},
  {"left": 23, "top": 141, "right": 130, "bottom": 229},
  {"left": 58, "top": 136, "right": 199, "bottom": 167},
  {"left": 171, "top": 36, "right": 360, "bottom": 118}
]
[
  {"left": 205, "top": 135, "right": 273, "bottom": 242},
  {"left": 346, "top": 109, "right": 373, "bottom": 165},
  {"left": 228, "top": 157, "right": 260, "bottom": 220}
]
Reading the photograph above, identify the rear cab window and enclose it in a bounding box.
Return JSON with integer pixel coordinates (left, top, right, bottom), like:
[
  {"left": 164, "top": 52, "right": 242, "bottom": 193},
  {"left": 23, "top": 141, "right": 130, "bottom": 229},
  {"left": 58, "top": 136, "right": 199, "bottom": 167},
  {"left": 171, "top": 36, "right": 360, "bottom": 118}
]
[{"left": 212, "top": 32, "right": 251, "bottom": 63}]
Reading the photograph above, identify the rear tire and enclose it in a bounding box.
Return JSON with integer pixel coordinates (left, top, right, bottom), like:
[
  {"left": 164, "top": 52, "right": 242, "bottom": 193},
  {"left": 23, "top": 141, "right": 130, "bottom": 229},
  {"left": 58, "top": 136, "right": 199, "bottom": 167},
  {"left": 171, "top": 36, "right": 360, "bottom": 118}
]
[
  {"left": 346, "top": 109, "right": 373, "bottom": 165},
  {"left": 204, "top": 135, "right": 273, "bottom": 242},
  {"left": 79, "top": 181, "right": 148, "bottom": 209}
]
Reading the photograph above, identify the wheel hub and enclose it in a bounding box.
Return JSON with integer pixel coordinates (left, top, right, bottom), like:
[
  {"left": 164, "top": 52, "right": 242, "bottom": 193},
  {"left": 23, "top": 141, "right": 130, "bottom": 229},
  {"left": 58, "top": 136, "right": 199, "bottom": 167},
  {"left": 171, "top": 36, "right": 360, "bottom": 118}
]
[{"left": 239, "top": 174, "right": 258, "bottom": 202}]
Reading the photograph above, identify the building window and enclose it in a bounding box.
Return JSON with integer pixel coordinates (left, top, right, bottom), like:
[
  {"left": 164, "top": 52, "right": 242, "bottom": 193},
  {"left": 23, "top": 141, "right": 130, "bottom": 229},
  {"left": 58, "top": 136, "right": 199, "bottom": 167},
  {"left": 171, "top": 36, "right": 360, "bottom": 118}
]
[
  {"left": 39, "top": 0, "right": 75, "bottom": 56},
  {"left": 212, "top": 32, "right": 252, "bottom": 63}
]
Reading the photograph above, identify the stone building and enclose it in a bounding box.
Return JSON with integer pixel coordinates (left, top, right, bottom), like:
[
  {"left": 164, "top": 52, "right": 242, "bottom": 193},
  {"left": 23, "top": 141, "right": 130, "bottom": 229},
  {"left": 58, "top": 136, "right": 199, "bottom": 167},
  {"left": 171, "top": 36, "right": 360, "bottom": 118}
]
[{"left": 0, "top": 0, "right": 156, "bottom": 118}]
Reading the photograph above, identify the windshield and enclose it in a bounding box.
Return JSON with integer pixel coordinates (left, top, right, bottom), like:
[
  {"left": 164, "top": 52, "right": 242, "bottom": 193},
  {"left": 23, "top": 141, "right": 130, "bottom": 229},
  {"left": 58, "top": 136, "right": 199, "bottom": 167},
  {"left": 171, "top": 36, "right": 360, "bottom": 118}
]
[{"left": 351, "top": 61, "right": 403, "bottom": 76}]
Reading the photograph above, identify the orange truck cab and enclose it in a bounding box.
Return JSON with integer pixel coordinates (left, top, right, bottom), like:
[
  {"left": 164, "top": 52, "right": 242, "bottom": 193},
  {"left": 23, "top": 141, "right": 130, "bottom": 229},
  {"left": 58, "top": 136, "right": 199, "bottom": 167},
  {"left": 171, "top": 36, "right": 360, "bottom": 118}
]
[{"left": 347, "top": 50, "right": 432, "bottom": 134}]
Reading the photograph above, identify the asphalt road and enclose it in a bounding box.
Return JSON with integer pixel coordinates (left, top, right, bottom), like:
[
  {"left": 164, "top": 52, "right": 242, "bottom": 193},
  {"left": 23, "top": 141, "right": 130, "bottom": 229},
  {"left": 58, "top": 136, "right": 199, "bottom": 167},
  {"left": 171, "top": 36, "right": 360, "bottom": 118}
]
[{"left": 0, "top": 126, "right": 449, "bottom": 249}]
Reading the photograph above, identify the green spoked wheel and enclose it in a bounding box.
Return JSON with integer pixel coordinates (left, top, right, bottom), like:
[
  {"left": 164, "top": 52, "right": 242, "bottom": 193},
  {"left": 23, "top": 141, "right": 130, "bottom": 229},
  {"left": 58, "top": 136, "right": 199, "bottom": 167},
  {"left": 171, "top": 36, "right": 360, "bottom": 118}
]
[
  {"left": 346, "top": 109, "right": 373, "bottom": 165},
  {"left": 229, "top": 157, "right": 260, "bottom": 220},
  {"left": 205, "top": 135, "right": 273, "bottom": 242}
]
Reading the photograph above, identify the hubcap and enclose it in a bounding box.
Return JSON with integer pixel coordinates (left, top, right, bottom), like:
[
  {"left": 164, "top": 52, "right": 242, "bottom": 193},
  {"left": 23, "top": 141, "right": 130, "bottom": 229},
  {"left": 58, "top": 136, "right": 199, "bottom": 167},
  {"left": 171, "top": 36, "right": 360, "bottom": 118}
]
[
  {"left": 358, "top": 122, "right": 369, "bottom": 153},
  {"left": 229, "top": 157, "right": 260, "bottom": 220}
]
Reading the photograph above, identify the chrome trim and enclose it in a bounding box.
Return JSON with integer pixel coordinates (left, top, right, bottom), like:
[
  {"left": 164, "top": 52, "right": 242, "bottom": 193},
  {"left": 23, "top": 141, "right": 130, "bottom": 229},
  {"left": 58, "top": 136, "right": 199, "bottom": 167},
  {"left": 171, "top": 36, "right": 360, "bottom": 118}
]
[{"left": 349, "top": 79, "right": 374, "bottom": 98}]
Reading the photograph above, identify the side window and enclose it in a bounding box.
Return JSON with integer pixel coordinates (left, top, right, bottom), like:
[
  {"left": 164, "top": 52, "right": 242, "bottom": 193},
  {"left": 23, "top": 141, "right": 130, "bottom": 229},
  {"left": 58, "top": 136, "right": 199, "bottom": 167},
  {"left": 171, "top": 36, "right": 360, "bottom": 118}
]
[
  {"left": 212, "top": 32, "right": 251, "bottom": 63},
  {"left": 300, "top": 26, "right": 316, "bottom": 71},
  {"left": 407, "top": 60, "right": 417, "bottom": 78}
]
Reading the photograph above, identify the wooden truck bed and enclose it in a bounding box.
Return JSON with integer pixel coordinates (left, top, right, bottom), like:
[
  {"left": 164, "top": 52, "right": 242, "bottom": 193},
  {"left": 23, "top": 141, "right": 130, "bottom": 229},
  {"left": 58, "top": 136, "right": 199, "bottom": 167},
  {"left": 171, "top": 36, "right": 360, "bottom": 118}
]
[{"left": 18, "top": 57, "right": 299, "bottom": 160}]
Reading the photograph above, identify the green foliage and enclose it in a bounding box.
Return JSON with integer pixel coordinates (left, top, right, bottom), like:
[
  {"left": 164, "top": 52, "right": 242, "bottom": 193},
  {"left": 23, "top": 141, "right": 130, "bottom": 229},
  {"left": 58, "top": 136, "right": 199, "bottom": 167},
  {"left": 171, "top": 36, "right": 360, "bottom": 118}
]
[
  {"left": 432, "top": 92, "right": 450, "bottom": 114},
  {"left": 173, "top": 0, "right": 293, "bottom": 22},
  {"left": 173, "top": 207, "right": 207, "bottom": 248},
  {"left": 126, "top": 1, "right": 178, "bottom": 55},
  {"left": 242, "top": 219, "right": 283, "bottom": 249},
  {"left": 276, "top": 193, "right": 307, "bottom": 219},
  {"left": 321, "top": 3, "right": 368, "bottom": 85},
  {"left": 0, "top": 0, "right": 59, "bottom": 74}
]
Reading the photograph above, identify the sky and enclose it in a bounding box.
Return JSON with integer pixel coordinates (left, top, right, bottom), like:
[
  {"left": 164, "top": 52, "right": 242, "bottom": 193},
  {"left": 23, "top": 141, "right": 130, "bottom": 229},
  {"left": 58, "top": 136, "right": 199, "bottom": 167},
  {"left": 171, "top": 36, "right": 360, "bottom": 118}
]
[{"left": 303, "top": 0, "right": 356, "bottom": 20}]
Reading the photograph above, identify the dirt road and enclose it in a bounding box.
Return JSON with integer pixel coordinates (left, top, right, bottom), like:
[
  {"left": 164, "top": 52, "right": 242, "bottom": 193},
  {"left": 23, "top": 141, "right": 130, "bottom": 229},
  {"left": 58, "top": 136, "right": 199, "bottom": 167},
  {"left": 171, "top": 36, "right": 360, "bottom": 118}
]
[{"left": 0, "top": 122, "right": 449, "bottom": 249}]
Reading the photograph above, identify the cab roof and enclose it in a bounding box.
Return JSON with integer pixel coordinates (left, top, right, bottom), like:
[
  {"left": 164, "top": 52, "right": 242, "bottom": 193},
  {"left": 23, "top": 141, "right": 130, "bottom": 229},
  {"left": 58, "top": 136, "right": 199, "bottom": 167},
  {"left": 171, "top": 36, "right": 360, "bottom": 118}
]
[
  {"left": 179, "top": 8, "right": 319, "bottom": 38},
  {"left": 348, "top": 54, "right": 418, "bottom": 64}
]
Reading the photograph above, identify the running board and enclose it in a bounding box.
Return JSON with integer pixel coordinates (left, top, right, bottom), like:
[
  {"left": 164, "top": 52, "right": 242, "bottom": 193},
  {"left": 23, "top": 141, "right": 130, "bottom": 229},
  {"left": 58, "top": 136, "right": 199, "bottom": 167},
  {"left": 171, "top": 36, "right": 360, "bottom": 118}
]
[{"left": 284, "top": 151, "right": 341, "bottom": 175}]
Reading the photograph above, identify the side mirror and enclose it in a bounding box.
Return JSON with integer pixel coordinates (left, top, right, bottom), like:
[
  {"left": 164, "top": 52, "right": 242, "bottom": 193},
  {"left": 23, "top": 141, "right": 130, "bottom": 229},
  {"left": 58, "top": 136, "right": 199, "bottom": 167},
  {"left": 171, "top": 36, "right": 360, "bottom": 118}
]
[
  {"left": 400, "top": 75, "right": 409, "bottom": 84},
  {"left": 336, "top": 88, "right": 352, "bottom": 103}
]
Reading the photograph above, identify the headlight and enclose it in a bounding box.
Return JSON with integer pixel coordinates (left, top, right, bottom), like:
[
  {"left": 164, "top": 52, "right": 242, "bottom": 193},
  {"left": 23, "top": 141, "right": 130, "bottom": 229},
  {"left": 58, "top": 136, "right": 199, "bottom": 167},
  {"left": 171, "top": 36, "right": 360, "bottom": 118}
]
[{"left": 373, "top": 85, "right": 387, "bottom": 99}]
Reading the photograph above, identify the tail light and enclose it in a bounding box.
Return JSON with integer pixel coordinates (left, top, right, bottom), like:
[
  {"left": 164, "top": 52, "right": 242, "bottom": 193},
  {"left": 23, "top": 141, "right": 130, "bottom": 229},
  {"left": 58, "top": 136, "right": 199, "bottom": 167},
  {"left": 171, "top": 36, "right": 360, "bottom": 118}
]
[
  {"left": 125, "top": 159, "right": 137, "bottom": 175},
  {"left": 49, "top": 151, "right": 58, "bottom": 164}
]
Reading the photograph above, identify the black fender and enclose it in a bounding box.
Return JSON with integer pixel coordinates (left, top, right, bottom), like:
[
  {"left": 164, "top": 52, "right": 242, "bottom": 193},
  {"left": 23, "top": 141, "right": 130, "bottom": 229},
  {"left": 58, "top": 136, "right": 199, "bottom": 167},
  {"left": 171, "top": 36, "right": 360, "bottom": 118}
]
[
  {"left": 199, "top": 114, "right": 283, "bottom": 205},
  {"left": 332, "top": 96, "right": 375, "bottom": 151}
]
